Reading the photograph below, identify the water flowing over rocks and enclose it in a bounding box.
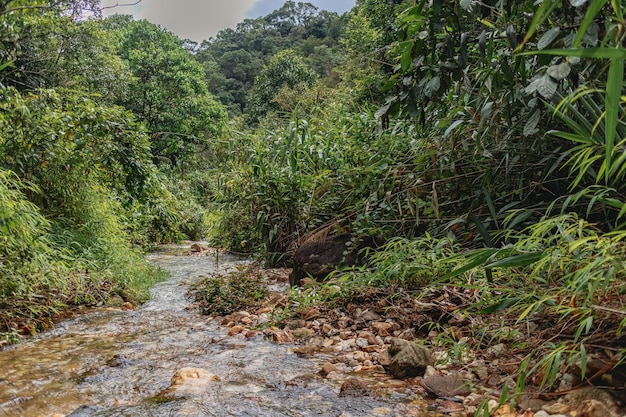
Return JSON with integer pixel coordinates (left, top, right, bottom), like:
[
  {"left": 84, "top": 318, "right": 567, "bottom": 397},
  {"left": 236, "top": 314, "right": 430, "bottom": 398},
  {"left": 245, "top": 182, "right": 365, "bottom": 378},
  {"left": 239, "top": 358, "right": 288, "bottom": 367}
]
[
  {"left": 1, "top": 244, "right": 625, "bottom": 417},
  {"left": 0, "top": 246, "right": 428, "bottom": 416}
]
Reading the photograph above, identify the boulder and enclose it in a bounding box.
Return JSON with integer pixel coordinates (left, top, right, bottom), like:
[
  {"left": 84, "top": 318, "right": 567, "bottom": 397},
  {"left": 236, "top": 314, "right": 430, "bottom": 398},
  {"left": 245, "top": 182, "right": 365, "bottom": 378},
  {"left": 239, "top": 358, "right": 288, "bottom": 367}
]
[
  {"left": 384, "top": 338, "right": 433, "bottom": 379},
  {"left": 289, "top": 234, "right": 379, "bottom": 286}
]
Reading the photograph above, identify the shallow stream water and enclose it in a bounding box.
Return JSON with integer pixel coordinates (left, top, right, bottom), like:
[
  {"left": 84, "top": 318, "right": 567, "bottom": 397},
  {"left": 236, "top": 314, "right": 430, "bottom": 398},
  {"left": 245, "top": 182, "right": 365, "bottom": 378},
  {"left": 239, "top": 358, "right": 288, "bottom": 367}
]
[{"left": 0, "top": 247, "right": 428, "bottom": 417}]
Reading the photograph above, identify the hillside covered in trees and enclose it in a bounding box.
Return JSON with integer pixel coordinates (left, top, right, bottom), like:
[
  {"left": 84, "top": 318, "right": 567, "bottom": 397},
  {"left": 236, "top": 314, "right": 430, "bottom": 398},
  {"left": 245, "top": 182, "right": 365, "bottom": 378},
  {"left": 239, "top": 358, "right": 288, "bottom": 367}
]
[{"left": 1, "top": 0, "right": 626, "bottom": 408}]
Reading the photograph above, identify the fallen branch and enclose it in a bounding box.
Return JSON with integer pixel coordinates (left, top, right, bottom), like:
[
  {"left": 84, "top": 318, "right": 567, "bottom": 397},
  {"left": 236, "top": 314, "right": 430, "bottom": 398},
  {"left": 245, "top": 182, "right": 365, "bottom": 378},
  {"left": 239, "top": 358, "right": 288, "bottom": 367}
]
[{"left": 592, "top": 305, "right": 626, "bottom": 316}]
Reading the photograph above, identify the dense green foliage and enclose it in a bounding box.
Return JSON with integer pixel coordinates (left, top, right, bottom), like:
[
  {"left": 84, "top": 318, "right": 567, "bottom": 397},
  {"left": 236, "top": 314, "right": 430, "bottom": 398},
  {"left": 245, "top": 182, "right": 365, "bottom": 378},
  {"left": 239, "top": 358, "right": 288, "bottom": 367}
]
[
  {"left": 202, "top": 0, "right": 626, "bottom": 404},
  {"left": 2, "top": 0, "right": 625, "bottom": 405},
  {"left": 0, "top": 0, "right": 223, "bottom": 337},
  {"left": 193, "top": 1, "right": 346, "bottom": 115},
  {"left": 112, "top": 18, "right": 227, "bottom": 166}
]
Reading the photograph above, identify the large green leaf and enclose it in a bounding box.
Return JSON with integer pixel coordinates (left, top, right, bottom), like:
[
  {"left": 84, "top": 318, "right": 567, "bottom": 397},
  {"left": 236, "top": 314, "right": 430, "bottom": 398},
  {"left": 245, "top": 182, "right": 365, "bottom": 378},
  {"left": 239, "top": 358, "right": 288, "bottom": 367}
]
[
  {"left": 520, "top": 47, "right": 626, "bottom": 59},
  {"left": 440, "top": 248, "right": 500, "bottom": 281},
  {"left": 485, "top": 252, "right": 544, "bottom": 268},
  {"left": 604, "top": 57, "right": 624, "bottom": 183}
]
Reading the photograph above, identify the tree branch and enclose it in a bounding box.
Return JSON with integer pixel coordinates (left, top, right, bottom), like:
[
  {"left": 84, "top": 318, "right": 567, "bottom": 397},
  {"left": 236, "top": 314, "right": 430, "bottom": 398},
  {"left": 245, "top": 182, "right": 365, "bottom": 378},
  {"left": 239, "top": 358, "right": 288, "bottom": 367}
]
[{"left": 101, "top": 0, "right": 141, "bottom": 11}]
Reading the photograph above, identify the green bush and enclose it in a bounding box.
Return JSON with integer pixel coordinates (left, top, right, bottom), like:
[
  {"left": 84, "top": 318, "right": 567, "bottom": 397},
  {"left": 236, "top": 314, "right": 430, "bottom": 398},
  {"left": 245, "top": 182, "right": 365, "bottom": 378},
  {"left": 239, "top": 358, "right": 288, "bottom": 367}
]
[
  {"left": 190, "top": 266, "right": 268, "bottom": 316},
  {"left": 0, "top": 168, "right": 61, "bottom": 298}
]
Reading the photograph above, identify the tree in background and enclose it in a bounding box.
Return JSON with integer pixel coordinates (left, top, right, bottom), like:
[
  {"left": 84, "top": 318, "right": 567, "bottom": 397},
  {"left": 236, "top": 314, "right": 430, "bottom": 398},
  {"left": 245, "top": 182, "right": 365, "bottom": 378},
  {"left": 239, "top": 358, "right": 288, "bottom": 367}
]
[
  {"left": 111, "top": 18, "right": 226, "bottom": 166},
  {"left": 246, "top": 49, "right": 317, "bottom": 122},
  {"left": 193, "top": 2, "right": 346, "bottom": 116}
]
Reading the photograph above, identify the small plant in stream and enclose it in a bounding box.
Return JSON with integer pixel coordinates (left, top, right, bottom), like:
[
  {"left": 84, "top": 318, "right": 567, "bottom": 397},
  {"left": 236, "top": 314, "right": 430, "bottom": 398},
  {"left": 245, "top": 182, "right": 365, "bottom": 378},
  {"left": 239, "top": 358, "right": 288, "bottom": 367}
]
[{"left": 190, "top": 265, "right": 269, "bottom": 316}]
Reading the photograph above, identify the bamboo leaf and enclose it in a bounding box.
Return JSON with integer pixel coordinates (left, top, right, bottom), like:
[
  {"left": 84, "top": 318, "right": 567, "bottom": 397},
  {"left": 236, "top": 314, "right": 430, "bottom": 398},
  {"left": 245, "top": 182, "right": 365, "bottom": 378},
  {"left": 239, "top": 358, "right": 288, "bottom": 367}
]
[
  {"left": 538, "top": 27, "right": 561, "bottom": 50},
  {"left": 574, "top": 316, "right": 593, "bottom": 342},
  {"left": 514, "top": 0, "right": 559, "bottom": 52},
  {"left": 574, "top": 0, "right": 608, "bottom": 47},
  {"left": 486, "top": 252, "right": 544, "bottom": 268},
  {"left": 611, "top": 0, "right": 623, "bottom": 22},
  {"left": 469, "top": 212, "right": 495, "bottom": 247},
  {"left": 604, "top": 58, "right": 624, "bottom": 184},
  {"left": 520, "top": 47, "right": 626, "bottom": 59},
  {"left": 478, "top": 297, "right": 521, "bottom": 314},
  {"left": 524, "top": 109, "right": 541, "bottom": 136},
  {"left": 440, "top": 248, "right": 499, "bottom": 280},
  {"left": 444, "top": 119, "right": 464, "bottom": 139},
  {"left": 0, "top": 60, "right": 14, "bottom": 72}
]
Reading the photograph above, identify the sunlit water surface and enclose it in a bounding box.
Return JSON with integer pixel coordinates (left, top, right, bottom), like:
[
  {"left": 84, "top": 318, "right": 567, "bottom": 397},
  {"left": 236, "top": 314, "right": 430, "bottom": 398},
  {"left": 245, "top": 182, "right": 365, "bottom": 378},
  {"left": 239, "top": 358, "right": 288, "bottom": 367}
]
[{"left": 0, "top": 247, "right": 429, "bottom": 417}]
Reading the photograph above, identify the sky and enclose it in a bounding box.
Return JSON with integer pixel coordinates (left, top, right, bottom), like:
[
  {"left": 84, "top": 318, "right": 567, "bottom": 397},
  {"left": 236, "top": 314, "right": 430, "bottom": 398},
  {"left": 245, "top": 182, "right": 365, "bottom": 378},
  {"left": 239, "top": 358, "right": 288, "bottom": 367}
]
[{"left": 100, "top": 0, "right": 357, "bottom": 42}]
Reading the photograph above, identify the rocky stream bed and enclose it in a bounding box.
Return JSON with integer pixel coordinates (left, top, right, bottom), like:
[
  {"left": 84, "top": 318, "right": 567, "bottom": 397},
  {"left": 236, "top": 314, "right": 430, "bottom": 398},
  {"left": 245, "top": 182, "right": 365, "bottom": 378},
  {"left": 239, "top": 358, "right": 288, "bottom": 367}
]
[{"left": 0, "top": 245, "right": 624, "bottom": 417}]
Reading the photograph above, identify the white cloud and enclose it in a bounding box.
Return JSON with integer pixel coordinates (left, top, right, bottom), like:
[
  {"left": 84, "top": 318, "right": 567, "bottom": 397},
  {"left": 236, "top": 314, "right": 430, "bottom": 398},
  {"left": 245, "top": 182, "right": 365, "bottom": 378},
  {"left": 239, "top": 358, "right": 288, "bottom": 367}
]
[
  {"left": 101, "top": 0, "right": 355, "bottom": 42},
  {"left": 101, "top": 0, "right": 256, "bottom": 41}
]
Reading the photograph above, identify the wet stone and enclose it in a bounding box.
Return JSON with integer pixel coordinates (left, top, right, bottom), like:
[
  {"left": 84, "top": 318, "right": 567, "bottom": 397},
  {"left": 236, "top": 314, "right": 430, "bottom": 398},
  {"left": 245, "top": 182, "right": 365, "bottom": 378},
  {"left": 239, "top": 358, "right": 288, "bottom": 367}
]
[
  {"left": 66, "top": 405, "right": 101, "bottom": 417},
  {"left": 420, "top": 374, "right": 471, "bottom": 397},
  {"left": 339, "top": 377, "right": 374, "bottom": 397},
  {"left": 106, "top": 353, "right": 130, "bottom": 368}
]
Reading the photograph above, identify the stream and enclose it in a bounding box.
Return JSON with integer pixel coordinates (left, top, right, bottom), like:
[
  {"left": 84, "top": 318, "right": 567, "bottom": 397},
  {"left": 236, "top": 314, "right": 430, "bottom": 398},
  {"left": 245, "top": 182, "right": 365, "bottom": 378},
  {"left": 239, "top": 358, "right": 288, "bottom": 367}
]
[{"left": 0, "top": 246, "right": 429, "bottom": 417}]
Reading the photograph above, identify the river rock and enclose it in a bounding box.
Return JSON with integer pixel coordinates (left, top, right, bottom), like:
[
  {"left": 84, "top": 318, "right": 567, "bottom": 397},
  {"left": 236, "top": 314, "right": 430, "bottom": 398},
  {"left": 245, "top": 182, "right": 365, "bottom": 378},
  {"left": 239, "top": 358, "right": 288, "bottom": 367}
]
[
  {"left": 420, "top": 374, "right": 471, "bottom": 397},
  {"left": 320, "top": 362, "right": 338, "bottom": 376},
  {"left": 190, "top": 243, "right": 208, "bottom": 252},
  {"left": 560, "top": 387, "right": 624, "bottom": 417},
  {"left": 263, "top": 327, "right": 294, "bottom": 343},
  {"left": 384, "top": 338, "right": 433, "bottom": 379},
  {"left": 66, "top": 405, "right": 101, "bottom": 417},
  {"left": 339, "top": 377, "right": 374, "bottom": 397},
  {"left": 228, "top": 325, "right": 245, "bottom": 336},
  {"left": 161, "top": 367, "right": 221, "bottom": 398},
  {"left": 577, "top": 399, "right": 622, "bottom": 417},
  {"left": 289, "top": 234, "right": 380, "bottom": 286},
  {"left": 371, "top": 321, "right": 394, "bottom": 337},
  {"left": 172, "top": 367, "right": 221, "bottom": 385}
]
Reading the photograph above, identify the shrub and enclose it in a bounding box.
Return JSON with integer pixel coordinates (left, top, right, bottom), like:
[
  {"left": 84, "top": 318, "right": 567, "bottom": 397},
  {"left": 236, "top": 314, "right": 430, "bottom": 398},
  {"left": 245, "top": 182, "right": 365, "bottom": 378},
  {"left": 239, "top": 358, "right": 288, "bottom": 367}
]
[{"left": 190, "top": 265, "right": 269, "bottom": 316}]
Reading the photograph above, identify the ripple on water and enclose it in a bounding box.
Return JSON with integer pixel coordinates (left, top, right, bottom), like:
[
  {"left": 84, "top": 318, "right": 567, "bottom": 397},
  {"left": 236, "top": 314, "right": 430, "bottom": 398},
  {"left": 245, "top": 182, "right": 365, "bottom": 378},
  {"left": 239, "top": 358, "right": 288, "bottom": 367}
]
[{"left": 0, "top": 249, "right": 428, "bottom": 417}]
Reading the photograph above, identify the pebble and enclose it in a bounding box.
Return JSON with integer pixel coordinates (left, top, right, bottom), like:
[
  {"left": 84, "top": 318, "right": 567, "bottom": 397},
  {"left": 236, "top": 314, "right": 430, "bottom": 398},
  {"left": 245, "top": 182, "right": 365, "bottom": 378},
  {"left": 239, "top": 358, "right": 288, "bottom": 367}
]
[
  {"left": 244, "top": 330, "right": 261, "bottom": 338},
  {"left": 356, "top": 338, "right": 369, "bottom": 347},
  {"left": 542, "top": 403, "right": 570, "bottom": 414},
  {"left": 211, "top": 273, "right": 626, "bottom": 417},
  {"left": 228, "top": 325, "right": 245, "bottom": 336},
  {"left": 320, "top": 362, "right": 338, "bottom": 376}
]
